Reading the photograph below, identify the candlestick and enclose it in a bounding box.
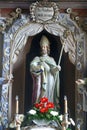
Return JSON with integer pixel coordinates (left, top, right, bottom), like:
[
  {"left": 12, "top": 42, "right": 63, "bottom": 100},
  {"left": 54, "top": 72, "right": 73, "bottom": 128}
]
[
  {"left": 77, "top": 124, "right": 80, "bottom": 130},
  {"left": 64, "top": 96, "right": 68, "bottom": 114},
  {"left": 16, "top": 95, "right": 19, "bottom": 114},
  {"left": 16, "top": 125, "right": 20, "bottom": 130},
  {"left": 62, "top": 126, "right": 66, "bottom": 130}
]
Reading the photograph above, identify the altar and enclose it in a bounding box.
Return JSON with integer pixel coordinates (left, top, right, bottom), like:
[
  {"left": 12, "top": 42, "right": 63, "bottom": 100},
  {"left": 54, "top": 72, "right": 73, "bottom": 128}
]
[
  {"left": 9, "top": 95, "right": 75, "bottom": 130},
  {"left": 21, "top": 126, "right": 59, "bottom": 130}
]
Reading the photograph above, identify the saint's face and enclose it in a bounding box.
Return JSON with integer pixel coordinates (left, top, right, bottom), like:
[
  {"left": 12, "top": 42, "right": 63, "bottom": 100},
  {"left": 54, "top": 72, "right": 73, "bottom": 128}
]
[{"left": 41, "top": 45, "right": 49, "bottom": 55}]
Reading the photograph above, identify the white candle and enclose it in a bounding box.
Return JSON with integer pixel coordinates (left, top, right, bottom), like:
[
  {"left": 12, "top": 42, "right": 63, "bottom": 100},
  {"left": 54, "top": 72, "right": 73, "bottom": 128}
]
[
  {"left": 64, "top": 96, "right": 68, "bottom": 114},
  {"left": 16, "top": 125, "right": 20, "bottom": 130},
  {"left": 16, "top": 95, "right": 19, "bottom": 114}
]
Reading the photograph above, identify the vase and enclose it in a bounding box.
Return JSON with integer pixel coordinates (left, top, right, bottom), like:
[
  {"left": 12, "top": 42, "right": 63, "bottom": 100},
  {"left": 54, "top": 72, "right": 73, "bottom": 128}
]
[{"left": 32, "top": 119, "right": 51, "bottom": 126}]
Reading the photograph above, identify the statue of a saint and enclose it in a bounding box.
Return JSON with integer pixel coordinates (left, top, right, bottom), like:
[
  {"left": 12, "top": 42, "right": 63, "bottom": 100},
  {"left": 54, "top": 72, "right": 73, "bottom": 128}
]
[
  {"left": 76, "top": 77, "right": 87, "bottom": 113},
  {"left": 30, "top": 35, "right": 61, "bottom": 108}
]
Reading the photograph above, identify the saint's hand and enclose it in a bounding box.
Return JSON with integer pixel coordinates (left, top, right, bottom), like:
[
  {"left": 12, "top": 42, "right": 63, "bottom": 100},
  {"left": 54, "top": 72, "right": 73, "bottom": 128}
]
[
  {"left": 75, "top": 79, "right": 85, "bottom": 85},
  {"left": 51, "top": 65, "right": 61, "bottom": 75},
  {"left": 41, "top": 62, "right": 50, "bottom": 71},
  {"left": 57, "top": 65, "right": 61, "bottom": 71}
]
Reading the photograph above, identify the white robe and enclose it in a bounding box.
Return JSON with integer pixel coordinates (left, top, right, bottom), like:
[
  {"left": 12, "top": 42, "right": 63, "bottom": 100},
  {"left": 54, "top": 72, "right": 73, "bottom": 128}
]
[{"left": 30, "top": 55, "right": 60, "bottom": 107}]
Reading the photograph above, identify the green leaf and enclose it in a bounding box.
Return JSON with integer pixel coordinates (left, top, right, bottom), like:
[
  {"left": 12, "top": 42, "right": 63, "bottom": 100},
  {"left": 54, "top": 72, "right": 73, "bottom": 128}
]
[
  {"left": 66, "top": 128, "right": 72, "bottom": 130},
  {"left": 45, "top": 113, "right": 51, "bottom": 119}
]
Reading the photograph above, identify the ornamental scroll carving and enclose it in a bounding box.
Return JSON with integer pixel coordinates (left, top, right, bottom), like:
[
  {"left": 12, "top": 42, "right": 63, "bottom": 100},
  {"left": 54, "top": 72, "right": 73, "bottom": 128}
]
[{"left": 0, "top": 1, "right": 85, "bottom": 67}]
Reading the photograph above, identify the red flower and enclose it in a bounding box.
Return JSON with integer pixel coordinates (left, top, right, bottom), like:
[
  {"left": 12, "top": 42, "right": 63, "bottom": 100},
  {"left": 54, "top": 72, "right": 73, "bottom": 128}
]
[
  {"left": 40, "top": 107, "right": 48, "bottom": 113},
  {"left": 46, "top": 102, "right": 54, "bottom": 108},
  {"left": 34, "top": 103, "right": 44, "bottom": 109},
  {"left": 40, "top": 97, "right": 48, "bottom": 103},
  {"left": 34, "top": 103, "right": 39, "bottom": 108}
]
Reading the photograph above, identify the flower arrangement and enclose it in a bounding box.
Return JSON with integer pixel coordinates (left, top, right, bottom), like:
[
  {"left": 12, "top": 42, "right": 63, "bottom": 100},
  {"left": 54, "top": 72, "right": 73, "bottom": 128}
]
[
  {"left": 21, "top": 97, "right": 75, "bottom": 130},
  {"left": 21, "top": 97, "right": 61, "bottom": 127},
  {"left": 9, "top": 96, "right": 75, "bottom": 130}
]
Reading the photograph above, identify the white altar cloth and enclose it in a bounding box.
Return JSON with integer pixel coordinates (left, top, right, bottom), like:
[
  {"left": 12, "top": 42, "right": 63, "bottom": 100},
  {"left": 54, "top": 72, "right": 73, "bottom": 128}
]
[{"left": 21, "top": 126, "right": 59, "bottom": 130}]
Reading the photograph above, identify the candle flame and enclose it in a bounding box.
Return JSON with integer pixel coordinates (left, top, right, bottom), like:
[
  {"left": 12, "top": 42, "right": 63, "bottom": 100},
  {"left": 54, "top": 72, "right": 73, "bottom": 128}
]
[
  {"left": 64, "top": 95, "right": 67, "bottom": 100},
  {"left": 16, "top": 95, "right": 19, "bottom": 100}
]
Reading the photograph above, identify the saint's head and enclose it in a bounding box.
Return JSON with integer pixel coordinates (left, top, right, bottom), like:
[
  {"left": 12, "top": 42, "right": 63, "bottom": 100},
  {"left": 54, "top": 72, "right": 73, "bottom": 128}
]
[{"left": 40, "top": 35, "right": 50, "bottom": 56}]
